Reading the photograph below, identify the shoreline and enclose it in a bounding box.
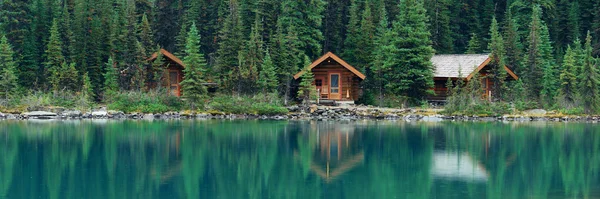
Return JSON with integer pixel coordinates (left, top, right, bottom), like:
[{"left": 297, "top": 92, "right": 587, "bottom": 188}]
[{"left": 1, "top": 106, "right": 598, "bottom": 122}]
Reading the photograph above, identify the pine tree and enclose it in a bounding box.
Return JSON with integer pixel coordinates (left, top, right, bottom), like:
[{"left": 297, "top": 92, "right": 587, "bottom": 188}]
[
  {"left": 487, "top": 17, "right": 508, "bottom": 100},
  {"left": 45, "top": 19, "right": 65, "bottom": 91},
  {"left": 466, "top": 33, "right": 481, "bottom": 54},
  {"left": 103, "top": 56, "right": 119, "bottom": 100},
  {"left": 579, "top": 31, "right": 599, "bottom": 114},
  {"left": 355, "top": 1, "right": 375, "bottom": 70},
  {"left": 180, "top": 23, "right": 208, "bottom": 109},
  {"left": 539, "top": 23, "right": 559, "bottom": 107},
  {"left": 138, "top": 14, "right": 155, "bottom": 59},
  {"left": 426, "top": 0, "right": 453, "bottom": 53},
  {"left": 82, "top": 72, "right": 94, "bottom": 102},
  {"left": 341, "top": 0, "right": 361, "bottom": 65},
  {"left": 524, "top": 5, "right": 555, "bottom": 103},
  {"left": 215, "top": 0, "right": 244, "bottom": 92},
  {"left": 238, "top": 17, "right": 264, "bottom": 92},
  {"left": 58, "top": 62, "right": 78, "bottom": 91},
  {"left": 559, "top": 45, "right": 579, "bottom": 108},
  {"left": 297, "top": 56, "right": 316, "bottom": 104},
  {"left": 370, "top": 3, "right": 392, "bottom": 106},
  {"left": 0, "top": 35, "right": 18, "bottom": 98},
  {"left": 503, "top": 11, "right": 524, "bottom": 74},
  {"left": 258, "top": 49, "right": 277, "bottom": 94},
  {"left": 384, "top": 0, "right": 435, "bottom": 104}
]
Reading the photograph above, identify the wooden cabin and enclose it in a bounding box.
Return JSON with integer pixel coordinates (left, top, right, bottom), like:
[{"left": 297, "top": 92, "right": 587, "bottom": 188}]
[
  {"left": 430, "top": 54, "right": 519, "bottom": 101},
  {"left": 149, "top": 49, "right": 185, "bottom": 97},
  {"left": 293, "top": 52, "right": 366, "bottom": 102}
]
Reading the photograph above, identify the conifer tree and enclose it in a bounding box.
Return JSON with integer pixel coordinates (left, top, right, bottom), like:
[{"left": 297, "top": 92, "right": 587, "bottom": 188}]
[
  {"left": 82, "top": 72, "right": 94, "bottom": 102},
  {"left": 503, "top": 11, "right": 524, "bottom": 74},
  {"left": 384, "top": 0, "right": 435, "bottom": 104},
  {"left": 0, "top": 35, "right": 18, "bottom": 98},
  {"left": 579, "top": 31, "right": 599, "bottom": 114},
  {"left": 341, "top": 0, "right": 360, "bottom": 64},
  {"left": 58, "top": 62, "right": 78, "bottom": 91},
  {"left": 103, "top": 56, "right": 119, "bottom": 100},
  {"left": 45, "top": 19, "right": 65, "bottom": 91},
  {"left": 138, "top": 14, "right": 155, "bottom": 58},
  {"left": 355, "top": 1, "right": 375, "bottom": 70},
  {"left": 487, "top": 17, "right": 508, "bottom": 100},
  {"left": 370, "top": 4, "right": 391, "bottom": 105},
  {"left": 559, "top": 45, "right": 579, "bottom": 108},
  {"left": 180, "top": 23, "right": 208, "bottom": 109},
  {"left": 258, "top": 49, "right": 277, "bottom": 94},
  {"left": 297, "top": 56, "right": 316, "bottom": 104},
  {"left": 239, "top": 18, "right": 264, "bottom": 91},
  {"left": 524, "top": 5, "right": 555, "bottom": 104},
  {"left": 466, "top": 33, "right": 481, "bottom": 54},
  {"left": 426, "top": 0, "right": 453, "bottom": 53},
  {"left": 539, "top": 22, "right": 558, "bottom": 107},
  {"left": 215, "top": 0, "right": 244, "bottom": 92}
]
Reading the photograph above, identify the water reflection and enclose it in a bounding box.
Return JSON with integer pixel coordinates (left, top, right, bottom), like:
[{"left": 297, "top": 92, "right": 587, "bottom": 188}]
[{"left": 0, "top": 121, "right": 600, "bottom": 198}]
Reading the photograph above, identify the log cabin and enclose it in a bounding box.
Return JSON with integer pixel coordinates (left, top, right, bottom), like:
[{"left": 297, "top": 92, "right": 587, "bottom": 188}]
[
  {"left": 430, "top": 54, "right": 519, "bottom": 101},
  {"left": 148, "top": 49, "right": 185, "bottom": 97},
  {"left": 293, "top": 52, "right": 366, "bottom": 102}
]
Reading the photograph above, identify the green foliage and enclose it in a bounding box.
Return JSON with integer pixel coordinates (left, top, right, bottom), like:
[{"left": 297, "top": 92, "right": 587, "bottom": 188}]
[
  {"left": 578, "top": 32, "right": 599, "bottom": 114},
  {"left": 107, "top": 91, "right": 185, "bottom": 113},
  {"left": 383, "top": 0, "right": 435, "bottom": 105},
  {"left": 208, "top": 94, "right": 288, "bottom": 115},
  {"left": 82, "top": 72, "right": 94, "bottom": 103},
  {"left": 487, "top": 17, "right": 507, "bottom": 100},
  {"left": 257, "top": 49, "right": 278, "bottom": 93},
  {"left": 465, "top": 33, "right": 481, "bottom": 54},
  {"left": 45, "top": 19, "right": 65, "bottom": 91},
  {"left": 297, "top": 56, "right": 317, "bottom": 103},
  {"left": 180, "top": 23, "right": 208, "bottom": 109},
  {"left": 103, "top": 56, "right": 119, "bottom": 101},
  {"left": 558, "top": 46, "right": 579, "bottom": 108},
  {"left": 0, "top": 35, "right": 17, "bottom": 98}
]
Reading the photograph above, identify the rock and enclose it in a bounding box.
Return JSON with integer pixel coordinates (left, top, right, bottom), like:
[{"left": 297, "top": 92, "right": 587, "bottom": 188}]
[
  {"left": 22, "top": 111, "right": 58, "bottom": 119},
  {"left": 92, "top": 111, "right": 108, "bottom": 118},
  {"left": 196, "top": 113, "right": 209, "bottom": 118},
  {"left": 61, "top": 110, "right": 82, "bottom": 118},
  {"left": 143, "top": 114, "right": 154, "bottom": 120},
  {"left": 422, "top": 116, "right": 443, "bottom": 122},
  {"left": 0, "top": 112, "right": 5, "bottom": 118},
  {"left": 523, "top": 109, "right": 547, "bottom": 116},
  {"left": 309, "top": 104, "right": 318, "bottom": 113}
]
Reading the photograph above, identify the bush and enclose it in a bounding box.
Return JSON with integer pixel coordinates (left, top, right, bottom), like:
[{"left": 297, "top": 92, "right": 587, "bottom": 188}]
[
  {"left": 208, "top": 94, "right": 288, "bottom": 115},
  {"left": 0, "top": 91, "right": 94, "bottom": 112},
  {"left": 107, "top": 90, "right": 186, "bottom": 113}
]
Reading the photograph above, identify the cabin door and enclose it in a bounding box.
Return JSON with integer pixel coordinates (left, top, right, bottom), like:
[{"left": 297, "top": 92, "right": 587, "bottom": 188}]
[
  {"left": 169, "top": 70, "right": 181, "bottom": 97},
  {"left": 329, "top": 73, "right": 341, "bottom": 100},
  {"left": 314, "top": 77, "right": 325, "bottom": 99}
]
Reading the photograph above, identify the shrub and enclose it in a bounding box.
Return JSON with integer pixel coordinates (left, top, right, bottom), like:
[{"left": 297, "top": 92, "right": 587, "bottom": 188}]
[{"left": 107, "top": 90, "right": 186, "bottom": 113}]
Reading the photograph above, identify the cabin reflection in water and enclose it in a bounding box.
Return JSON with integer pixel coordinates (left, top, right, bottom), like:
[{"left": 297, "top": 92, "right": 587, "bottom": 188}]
[{"left": 296, "top": 123, "right": 364, "bottom": 183}]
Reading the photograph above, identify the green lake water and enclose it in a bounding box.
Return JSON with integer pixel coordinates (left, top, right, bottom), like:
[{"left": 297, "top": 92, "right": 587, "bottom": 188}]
[{"left": 1, "top": 120, "right": 599, "bottom": 199}]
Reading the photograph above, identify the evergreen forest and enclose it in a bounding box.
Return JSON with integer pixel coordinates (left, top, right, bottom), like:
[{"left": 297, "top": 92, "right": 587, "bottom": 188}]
[{"left": 1, "top": 0, "right": 600, "bottom": 114}]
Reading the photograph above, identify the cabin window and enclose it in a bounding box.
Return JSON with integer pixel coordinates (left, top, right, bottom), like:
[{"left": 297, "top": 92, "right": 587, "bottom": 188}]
[
  {"left": 481, "top": 78, "right": 487, "bottom": 88},
  {"left": 315, "top": 79, "right": 322, "bottom": 87},
  {"left": 330, "top": 74, "right": 339, "bottom": 93}
]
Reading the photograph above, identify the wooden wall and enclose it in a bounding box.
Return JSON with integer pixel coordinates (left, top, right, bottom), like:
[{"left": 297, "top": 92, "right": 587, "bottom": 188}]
[{"left": 311, "top": 63, "right": 361, "bottom": 101}]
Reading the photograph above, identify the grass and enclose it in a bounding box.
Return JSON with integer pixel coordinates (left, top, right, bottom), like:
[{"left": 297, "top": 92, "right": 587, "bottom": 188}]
[{"left": 207, "top": 93, "right": 288, "bottom": 115}]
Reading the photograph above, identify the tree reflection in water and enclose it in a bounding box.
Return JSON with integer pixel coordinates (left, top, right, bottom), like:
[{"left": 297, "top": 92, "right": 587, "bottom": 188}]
[{"left": 0, "top": 120, "right": 599, "bottom": 198}]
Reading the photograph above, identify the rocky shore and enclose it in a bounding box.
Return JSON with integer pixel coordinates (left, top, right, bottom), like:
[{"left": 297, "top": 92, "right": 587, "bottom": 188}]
[{"left": 0, "top": 106, "right": 598, "bottom": 122}]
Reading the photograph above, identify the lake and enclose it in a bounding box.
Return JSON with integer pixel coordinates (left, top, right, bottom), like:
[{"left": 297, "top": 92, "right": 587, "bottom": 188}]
[{"left": 0, "top": 120, "right": 599, "bottom": 199}]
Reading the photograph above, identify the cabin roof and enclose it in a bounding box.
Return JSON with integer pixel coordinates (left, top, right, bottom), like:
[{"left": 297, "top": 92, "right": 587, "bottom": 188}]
[
  {"left": 431, "top": 54, "right": 518, "bottom": 80},
  {"left": 293, "top": 52, "right": 366, "bottom": 80},
  {"left": 149, "top": 49, "right": 185, "bottom": 68}
]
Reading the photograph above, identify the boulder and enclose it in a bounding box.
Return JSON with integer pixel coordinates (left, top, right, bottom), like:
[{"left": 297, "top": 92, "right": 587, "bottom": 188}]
[
  {"left": 92, "top": 111, "right": 108, "bottom": 117},
  {"left": 22, "top": 111, "right": 58, "bottom": 119},
  {"left": 523, "top": 109, "right": 547, "bottom": 116},
  {"left": 61, "top": 110, "right": 82, "bottom": 118}
]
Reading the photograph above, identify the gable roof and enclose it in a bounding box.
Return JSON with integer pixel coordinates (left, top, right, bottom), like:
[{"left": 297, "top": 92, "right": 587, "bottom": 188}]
[
  {"left": 293, "top": 52, "right": 366, "bottom": 80},
  {"left": 431, "top": 54, "right": 518, "bottom": 80},
  {"left": 149, "top": 49, "right": 185, "bottom": 68}
]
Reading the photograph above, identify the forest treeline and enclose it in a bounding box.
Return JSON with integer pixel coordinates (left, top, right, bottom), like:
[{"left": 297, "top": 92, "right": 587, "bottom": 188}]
[{"left": 1, "top": 0, "right": 600, "bottom": 113}]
